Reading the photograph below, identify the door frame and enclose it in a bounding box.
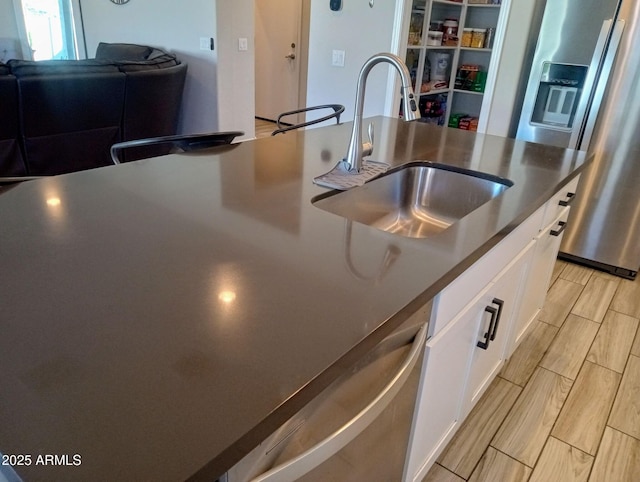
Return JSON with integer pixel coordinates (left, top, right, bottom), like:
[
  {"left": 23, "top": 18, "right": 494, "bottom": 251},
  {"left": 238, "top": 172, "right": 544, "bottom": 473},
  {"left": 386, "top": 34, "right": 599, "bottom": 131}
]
[
  {"left": 254, "top": 0, "right": 310, "bottom": 122},
  {"left": 298, "top": 0, "right": 310, "bottom": 112}
]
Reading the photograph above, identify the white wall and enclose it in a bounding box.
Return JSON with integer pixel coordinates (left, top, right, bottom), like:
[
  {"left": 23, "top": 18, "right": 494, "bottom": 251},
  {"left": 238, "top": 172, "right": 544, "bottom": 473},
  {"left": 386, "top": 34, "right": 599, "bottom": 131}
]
[
  {"left": 0, "top": 0, "right": 17, "bottom": 36},
  {"left": 0, "top": 0, "right": 20, "bottom": 61},
  {"left": 306, "top": 0, "right": 398, "bottom": 122},
  {"left": 80, "top": 0, "right": 219, "bottom": 136},
  {"left": 215, "top": 0, "right": 255, "bottom": 138}
]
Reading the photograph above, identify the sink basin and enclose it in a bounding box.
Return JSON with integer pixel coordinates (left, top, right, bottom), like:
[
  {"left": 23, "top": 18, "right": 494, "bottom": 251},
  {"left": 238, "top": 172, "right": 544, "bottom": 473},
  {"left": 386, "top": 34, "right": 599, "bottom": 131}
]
[{"left": 312, "top": 162, "right": 512, "bottom": 239}]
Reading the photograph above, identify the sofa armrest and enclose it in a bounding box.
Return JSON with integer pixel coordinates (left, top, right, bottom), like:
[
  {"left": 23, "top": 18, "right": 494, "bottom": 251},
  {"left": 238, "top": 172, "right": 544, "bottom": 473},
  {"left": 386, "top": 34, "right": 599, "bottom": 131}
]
[{"left": 120, "top": 62, "right": 188, "bottom": 161}]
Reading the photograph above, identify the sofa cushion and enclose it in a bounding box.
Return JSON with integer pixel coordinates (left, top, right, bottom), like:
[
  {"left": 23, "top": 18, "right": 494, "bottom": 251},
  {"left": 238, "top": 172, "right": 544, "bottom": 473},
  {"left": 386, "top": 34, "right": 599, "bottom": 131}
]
[
  {"left": 8, "top": 59, "right": 119, "bottom": 77},
  {"left": 0, "top": 62, "right": 10, "bottom": 75},
  {"left": 17, "top": 72, "right": 126, "bottom": 175},
  {"left": 17, "top": 73, "right": 126, "bottom": 136},
  {"left": 24, "top": 128, "right": 119, "bottom": 175},
  {"left": 115, "top": 54, "right": 180, "bottom": 72},
  {"left": 95, "top": 42, "right": 153, "bottom": 61}
]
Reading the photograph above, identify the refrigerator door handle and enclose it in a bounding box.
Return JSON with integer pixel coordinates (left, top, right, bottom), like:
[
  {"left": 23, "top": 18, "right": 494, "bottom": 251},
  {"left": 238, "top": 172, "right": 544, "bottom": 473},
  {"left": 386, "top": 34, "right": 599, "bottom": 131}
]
[
  {"left": 568, "top": 19, "right": 614, "bottom": 150},
  {"left": 250, "top": 322, "right": 429, "bottom": 482},
  {"left": 577, "top": 19, "right": 626, "bottom": 151}
]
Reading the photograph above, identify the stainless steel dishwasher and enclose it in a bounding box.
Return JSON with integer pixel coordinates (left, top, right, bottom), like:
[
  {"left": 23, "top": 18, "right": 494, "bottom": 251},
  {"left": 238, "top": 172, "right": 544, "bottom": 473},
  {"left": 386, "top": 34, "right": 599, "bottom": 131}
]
[{"left": 220, "top": 314, "right": 429, "bottom": 482}]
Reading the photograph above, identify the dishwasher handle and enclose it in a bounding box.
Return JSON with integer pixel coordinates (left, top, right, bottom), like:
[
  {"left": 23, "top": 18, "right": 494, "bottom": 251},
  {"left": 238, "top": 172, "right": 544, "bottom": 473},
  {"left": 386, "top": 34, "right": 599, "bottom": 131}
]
[{"left": 251, "top": 322, "right": 428, "bottom": 482}]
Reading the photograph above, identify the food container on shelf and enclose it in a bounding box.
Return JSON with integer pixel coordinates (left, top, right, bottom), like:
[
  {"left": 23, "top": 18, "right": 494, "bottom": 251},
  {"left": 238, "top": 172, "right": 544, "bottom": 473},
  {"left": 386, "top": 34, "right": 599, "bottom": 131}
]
[
  {"left": 428, "top": 52, "right": 451, "bottom": 81},
  {"left": 426, "top": 31, "right": 444, "bottom": 46},
  {"left": 430, "top": 20, "right": 443, "bottom": 31},
  {"left": 458, "top": 116, "right": 479, "bottom": 131},
  {"left": 448, "top": 113, "right": 467, "bottom": 128},
  {"left": 471, "top": 29, "right": 486, "bottom": 48},
  {"left": 484, "top": 27, "right": 495, "bottom": 48},
  {"left": 408, "top": 16, "right": 423, "bottom": 45},
  {"left": 472, "top": 71, "right": 487, "bottom": 92},
  {"left": 442, "top": 19, "right": 459, "bottom": 43},
  {"left": 461, "top": 28, "right": 473, "bottom": 47},
  {"left": 443, "top": 35, "right": 459, "bottom": 47},
  {"left": 455, "top": 64, "right": 480, "bottom": 90}
]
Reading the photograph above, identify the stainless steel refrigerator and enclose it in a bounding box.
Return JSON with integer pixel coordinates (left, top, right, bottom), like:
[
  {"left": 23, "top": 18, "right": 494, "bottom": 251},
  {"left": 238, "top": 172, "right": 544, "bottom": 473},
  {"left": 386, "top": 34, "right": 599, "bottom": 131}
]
[{"left": 515, "top": 0, "right": 640, "bottom": 279}]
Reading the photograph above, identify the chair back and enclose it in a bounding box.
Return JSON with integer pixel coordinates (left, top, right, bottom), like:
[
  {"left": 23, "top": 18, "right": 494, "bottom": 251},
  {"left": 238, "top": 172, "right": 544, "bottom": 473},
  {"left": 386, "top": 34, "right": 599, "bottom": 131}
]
[
  {"left": 110, "top": 131, "right": 244, "bottom": 164},
  {"left": 271, "top": 104, "right": 345, "bottom": 135}
]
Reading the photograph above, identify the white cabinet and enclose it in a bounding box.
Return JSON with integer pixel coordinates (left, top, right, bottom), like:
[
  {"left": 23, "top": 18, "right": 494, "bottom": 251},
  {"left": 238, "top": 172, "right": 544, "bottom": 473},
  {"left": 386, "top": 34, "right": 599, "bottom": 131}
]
[
  {"left": 511, "top": 210, "right": 568, "bottom": 348},
  {"left": 403, "top": 285, "right": 482, "bottom": 481},
  {"left": 405, "top": 175, "right": 580, "bottom": 482},
  {"left": 405, "top": 217, "right": 538, "bottom": 482},
  {"left": 462, "top": 242, "right": 533, "bottom": 415},
  {"left": 401, "top": 0, "right": 507, "bottom": 131},
  {"left": 428, "top": 201, "right": 543, "bottom": 337},
  {"left": 512, "top": 175, "right": 580, "bottom": 351}
]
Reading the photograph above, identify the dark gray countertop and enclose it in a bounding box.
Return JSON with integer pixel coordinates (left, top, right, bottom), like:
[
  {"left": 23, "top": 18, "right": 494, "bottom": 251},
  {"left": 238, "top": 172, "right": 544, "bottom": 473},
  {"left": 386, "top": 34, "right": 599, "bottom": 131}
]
[{"left": 0, "top": 118, "right": 587, "bottom": 481}]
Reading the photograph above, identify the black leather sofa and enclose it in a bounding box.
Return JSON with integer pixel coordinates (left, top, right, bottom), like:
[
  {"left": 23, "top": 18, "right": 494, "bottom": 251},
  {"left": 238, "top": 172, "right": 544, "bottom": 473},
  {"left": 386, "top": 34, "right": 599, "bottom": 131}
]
[
  {"left": 0, "top": 43, "right": 187, "bottom": 177},
  {"left": 0, "top": 63, "right": 26, "bottom": 176}
]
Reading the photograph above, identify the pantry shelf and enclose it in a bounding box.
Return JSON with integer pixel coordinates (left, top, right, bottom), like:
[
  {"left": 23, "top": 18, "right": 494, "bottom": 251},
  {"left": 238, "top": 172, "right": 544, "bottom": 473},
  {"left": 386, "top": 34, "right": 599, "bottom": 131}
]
[{"left": 401, "top": 0, "right": 507, "bottom": 131}]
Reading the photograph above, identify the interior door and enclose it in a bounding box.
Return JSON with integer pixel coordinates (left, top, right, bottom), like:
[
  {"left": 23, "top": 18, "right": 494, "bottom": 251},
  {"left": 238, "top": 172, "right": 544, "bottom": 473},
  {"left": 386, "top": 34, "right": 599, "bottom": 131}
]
[{"left": 255, "top": 0, "right": 301, "bottom": 122}]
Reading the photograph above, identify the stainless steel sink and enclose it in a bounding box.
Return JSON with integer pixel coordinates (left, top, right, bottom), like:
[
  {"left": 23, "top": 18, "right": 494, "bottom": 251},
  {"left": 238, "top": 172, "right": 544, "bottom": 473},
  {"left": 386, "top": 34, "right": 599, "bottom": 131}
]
[{"left": 312, "top": 162, "right": 512, "bottom": 239}]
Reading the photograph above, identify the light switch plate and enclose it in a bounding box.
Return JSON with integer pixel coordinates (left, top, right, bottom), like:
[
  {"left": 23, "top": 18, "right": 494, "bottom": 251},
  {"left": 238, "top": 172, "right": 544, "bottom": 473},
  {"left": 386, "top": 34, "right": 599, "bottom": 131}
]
[
  {"left": 200, "top": 37, "right": 210, "bottom": 51},
  {"left": 332, "top": 49, "right": 345, "bottom": 67},
  {"left": 238, "top": 38, "right": 248, "bottom": 51}
]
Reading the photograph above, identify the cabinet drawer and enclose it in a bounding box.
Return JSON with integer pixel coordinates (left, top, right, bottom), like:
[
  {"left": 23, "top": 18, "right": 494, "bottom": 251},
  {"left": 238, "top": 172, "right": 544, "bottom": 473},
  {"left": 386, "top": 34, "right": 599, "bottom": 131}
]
[
  {"left": 429, "top": 205, "right": 544, "bottom": 336},
  {"left": 541, "top": 175, "right": 580, "bottom": 229}
]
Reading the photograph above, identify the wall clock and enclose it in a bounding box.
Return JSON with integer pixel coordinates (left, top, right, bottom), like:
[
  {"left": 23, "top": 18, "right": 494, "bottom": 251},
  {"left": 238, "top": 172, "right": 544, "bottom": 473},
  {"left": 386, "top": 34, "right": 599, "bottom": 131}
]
[{"left": 110, "top": 0, "right": 130, "bottom": 4}]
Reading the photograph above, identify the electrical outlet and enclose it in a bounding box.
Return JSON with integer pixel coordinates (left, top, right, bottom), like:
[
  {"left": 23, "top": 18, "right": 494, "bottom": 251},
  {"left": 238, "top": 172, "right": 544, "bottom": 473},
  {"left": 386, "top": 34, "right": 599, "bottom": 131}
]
[
  {"left": 332, "top": 49, "right": 345, "bottom": 67},
  {"left": 238, "top": 38, "right": 248, "bottom": 51}
]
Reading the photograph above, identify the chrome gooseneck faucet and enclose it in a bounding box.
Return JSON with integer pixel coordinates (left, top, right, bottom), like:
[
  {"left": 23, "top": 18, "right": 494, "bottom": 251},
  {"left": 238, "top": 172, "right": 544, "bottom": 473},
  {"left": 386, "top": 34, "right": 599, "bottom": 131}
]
[{"left": 343, "top": 53, "right": 421, "bottom": 173}]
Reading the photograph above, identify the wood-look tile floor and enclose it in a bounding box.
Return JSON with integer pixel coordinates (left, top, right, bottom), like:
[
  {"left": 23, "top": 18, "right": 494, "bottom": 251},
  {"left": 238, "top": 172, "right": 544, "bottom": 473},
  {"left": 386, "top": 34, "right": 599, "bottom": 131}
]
[
  {"left": 255, "top": 118, "right": 277, "bottom": 138},
  {"left": 425, "top": 260, "right": 640, "bottom": 482}
]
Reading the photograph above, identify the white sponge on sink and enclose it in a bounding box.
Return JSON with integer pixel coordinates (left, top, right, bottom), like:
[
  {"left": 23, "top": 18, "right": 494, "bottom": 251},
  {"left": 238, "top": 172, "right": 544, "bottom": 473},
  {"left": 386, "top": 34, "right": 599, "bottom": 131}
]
[{"left": 313, "top": 159, "right": 389, "bottom": 190}]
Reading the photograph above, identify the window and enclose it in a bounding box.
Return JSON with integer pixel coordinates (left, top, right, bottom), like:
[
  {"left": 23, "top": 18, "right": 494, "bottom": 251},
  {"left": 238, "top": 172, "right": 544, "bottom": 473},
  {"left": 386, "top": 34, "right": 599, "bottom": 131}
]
[{"left": 13, "top": 0, "right": 86, "bottom": 60}]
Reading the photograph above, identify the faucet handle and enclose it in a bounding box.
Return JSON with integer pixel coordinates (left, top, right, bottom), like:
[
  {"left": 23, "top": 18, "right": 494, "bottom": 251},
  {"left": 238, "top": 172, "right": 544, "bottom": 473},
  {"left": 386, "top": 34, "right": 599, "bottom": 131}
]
[{"left": 362, "top": 122, "right": 374, "bottom": 157}]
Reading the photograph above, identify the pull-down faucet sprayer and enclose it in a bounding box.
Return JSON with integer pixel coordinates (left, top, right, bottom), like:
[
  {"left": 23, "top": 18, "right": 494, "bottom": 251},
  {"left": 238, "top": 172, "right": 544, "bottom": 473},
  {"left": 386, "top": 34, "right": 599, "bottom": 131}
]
[{"left": 343, "top": 53, "right": 420, "bottom": 173}]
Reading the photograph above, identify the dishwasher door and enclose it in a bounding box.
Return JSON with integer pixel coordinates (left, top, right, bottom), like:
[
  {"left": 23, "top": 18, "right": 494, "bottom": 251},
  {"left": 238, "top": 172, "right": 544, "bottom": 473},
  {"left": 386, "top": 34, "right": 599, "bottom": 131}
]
[{"left": 224, "top": 320, "right": 428, "bottom": 482}]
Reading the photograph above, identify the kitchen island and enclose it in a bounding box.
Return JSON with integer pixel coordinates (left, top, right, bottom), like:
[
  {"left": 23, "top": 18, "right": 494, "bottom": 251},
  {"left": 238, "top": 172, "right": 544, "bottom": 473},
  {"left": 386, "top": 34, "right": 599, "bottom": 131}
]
[{"left": 0, "top": 117, "right": 587, "bottom": 481}]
